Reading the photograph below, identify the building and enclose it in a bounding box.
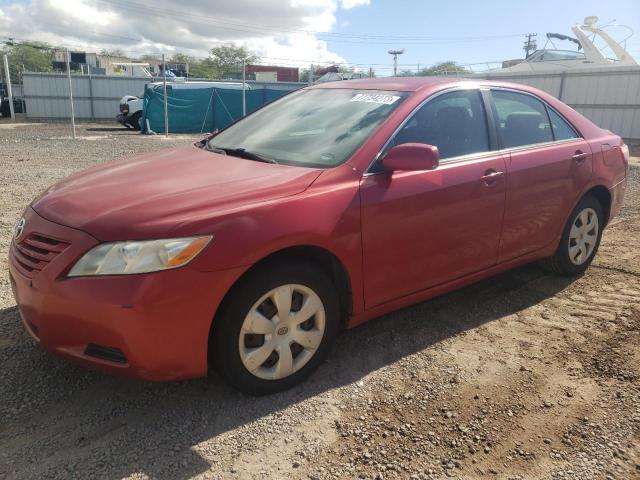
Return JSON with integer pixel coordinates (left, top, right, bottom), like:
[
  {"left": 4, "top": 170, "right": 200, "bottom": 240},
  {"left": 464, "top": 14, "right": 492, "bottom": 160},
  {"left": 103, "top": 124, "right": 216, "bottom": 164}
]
[{"left": 245, "top": 65, "right": 299, "bottom": 82}]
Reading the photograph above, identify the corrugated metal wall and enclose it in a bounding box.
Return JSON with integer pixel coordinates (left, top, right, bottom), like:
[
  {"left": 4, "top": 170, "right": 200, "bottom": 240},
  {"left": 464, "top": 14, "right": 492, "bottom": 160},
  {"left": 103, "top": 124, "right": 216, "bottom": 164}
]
[
  {"left": 21, "top": 69, "right": 640, "bottom": 140},
  {"left": 22, "top": 73, "right": 305, "bottom": 121},
  {"left": 473, "top": 66, "right": 640, "bottom": 140},
  {"left": 23, "top": 73, "right": 151, "bottom": 120}
]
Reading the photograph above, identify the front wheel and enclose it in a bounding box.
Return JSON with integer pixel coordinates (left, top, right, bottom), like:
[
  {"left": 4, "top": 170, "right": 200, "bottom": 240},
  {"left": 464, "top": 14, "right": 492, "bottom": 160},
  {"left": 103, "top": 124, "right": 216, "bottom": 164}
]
[
  {"left": 211, "top": 261, "right": 340, "bottom": 395},
  {"left": 127, "top": 112, "right": 141, "bottom": 130},
  {"left": 541, "top": 195, "right": 604, "bottom": 276}
]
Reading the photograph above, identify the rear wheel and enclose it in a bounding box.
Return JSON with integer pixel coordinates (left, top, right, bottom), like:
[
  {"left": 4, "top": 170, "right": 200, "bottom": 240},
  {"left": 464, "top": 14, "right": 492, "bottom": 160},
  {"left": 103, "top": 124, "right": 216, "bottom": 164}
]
[
  {"left": 212, "top": 261, "right": 339, "bottom": 395},
  {"left": 541, "top": 195, "right": 604, "bottom": 276}
]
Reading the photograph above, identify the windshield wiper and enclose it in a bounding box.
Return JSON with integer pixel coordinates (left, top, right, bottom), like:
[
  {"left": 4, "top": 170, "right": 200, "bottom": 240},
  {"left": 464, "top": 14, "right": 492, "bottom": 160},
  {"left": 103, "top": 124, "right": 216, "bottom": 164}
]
[{"left": 207, "top": 145, "right": 278, "bottom": 164}]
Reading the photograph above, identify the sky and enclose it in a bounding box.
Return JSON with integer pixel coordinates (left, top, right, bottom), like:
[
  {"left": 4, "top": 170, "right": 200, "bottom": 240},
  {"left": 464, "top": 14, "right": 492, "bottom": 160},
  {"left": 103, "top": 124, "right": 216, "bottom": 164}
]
[{"left": 0, "top": 0, "right": 638, "bottom": 75}]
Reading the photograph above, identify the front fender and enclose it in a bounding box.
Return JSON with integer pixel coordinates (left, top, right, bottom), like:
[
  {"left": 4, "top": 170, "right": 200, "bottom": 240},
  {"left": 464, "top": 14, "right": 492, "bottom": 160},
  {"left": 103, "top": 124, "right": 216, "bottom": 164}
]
[{"left": 188, "top": 166, "right": 366, "bottom": 315}]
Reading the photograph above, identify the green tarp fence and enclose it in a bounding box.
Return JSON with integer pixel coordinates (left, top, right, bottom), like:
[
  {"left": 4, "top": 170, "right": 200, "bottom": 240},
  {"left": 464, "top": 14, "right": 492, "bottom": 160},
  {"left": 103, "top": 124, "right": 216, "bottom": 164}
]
[{"left": 140, "top": 85, "right": 292, "bottom": 134}]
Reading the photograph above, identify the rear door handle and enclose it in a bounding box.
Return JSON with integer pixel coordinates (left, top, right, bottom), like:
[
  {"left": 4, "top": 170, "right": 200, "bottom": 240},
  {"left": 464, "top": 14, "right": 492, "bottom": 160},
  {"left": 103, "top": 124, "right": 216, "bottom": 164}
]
[
  {"left": 481, "top": 170, "right": 505, "bottom": 186},
  {"left": 572, "top": 151, "right": 588, "bottom": 163}
]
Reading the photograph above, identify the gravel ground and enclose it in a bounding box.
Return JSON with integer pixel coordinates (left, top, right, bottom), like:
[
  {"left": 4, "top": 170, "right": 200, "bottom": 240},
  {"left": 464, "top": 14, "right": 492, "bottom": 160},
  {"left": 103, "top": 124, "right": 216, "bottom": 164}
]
[{"left": 0, "top": 123, "right": 638, "bottom": 480}]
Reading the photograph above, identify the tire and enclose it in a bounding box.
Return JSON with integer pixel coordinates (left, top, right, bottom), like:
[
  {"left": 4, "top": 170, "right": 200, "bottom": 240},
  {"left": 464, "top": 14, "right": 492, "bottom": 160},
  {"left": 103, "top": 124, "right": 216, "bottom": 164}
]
[
  {"left": 127, "top": 112, "right": 141, "bottom": 131},
  {"left": 211, "top": 261, "right": 340, "bottom": 395},
  {"left": 541, "top": 194, "right": 604, "bottom": 276}
]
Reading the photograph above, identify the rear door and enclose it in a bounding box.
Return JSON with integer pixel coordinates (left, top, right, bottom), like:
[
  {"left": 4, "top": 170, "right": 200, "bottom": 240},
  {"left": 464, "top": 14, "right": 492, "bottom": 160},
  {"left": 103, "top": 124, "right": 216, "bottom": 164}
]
[
  {"left": 488, "top": 89, "right": 593, "bottom": 262},
  {"left": 360, "top": 88, "right": 507, "bottom": 307}
]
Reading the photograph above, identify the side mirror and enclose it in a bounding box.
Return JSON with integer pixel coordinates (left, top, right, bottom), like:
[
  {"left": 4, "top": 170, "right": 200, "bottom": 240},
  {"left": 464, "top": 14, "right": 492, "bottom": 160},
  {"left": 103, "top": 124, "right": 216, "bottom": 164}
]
[{"left": 381, "top": 143, "right": 440, "bottom": 172}]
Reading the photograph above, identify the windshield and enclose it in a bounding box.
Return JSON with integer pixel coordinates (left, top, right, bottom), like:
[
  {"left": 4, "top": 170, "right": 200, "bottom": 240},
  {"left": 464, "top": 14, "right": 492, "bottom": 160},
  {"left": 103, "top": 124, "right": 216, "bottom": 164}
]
[
  {"left": 207, "top": 88, "right": 408, "bottom": 167},
  {"left": 529, "top": 50, "right": 586, "bottom": 62}
]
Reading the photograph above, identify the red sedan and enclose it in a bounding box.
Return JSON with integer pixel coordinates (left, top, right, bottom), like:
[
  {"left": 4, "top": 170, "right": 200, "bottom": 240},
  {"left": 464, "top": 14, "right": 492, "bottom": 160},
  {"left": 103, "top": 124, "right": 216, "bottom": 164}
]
[{"left": 8, "top": 78, "right": 629, "bottom": 394}]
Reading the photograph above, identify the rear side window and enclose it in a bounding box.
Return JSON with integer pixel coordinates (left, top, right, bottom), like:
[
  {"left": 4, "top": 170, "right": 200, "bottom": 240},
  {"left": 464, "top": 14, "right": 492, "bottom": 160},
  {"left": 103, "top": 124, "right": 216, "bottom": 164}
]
[
  {"left": 547, "top": 108, "right": 579, "bottom": 141},
  {"left": 491, "top": 90, "right": 553, "bottom": 148},
  {"left": 390, "top": 89, "right": 490, "bottom": 160}
]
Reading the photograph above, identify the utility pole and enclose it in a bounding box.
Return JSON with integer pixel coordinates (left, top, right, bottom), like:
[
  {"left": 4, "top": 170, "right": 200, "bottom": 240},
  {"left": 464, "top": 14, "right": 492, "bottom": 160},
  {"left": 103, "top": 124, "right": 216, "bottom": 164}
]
[
  {"left": 65, "top": 49, "right": 76, "bottom": 139},
  {"left": 523, "top": 33, "right": 538, "bottom": 58},
  {"left": 388, "top": 49, "right": 404, "bottom": 76},
  {"left": 309, "top": 64, "right": 314, "bottom": 85},
  {"left": 3, "top": 55, "right": 15, "bottom": 121}
]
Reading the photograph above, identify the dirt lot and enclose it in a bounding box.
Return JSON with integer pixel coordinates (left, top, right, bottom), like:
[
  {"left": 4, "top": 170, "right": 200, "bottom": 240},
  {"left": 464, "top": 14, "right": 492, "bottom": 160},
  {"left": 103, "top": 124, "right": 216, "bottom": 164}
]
[{"left": 0, "top": 123, "right": 638, "bottom": 480}]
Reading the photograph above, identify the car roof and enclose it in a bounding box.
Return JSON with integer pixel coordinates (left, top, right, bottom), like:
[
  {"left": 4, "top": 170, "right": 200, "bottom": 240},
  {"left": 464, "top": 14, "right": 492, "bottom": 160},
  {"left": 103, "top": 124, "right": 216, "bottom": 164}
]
[{"left": 312, "top": 76, "right": 536, "bottom": 94}]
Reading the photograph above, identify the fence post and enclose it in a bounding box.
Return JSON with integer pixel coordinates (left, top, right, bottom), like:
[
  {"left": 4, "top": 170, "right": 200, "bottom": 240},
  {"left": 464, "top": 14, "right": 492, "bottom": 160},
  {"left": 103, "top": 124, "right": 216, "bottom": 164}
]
[
  {"left": 162, "top": 53, "right": 168, "bottom": 138},
  {"left": 242, "top": 58, "right": 246, "bottom": 117},
  {"left": 3, "top": 55, "right": 15, "bottom": 121},
  {"left": 65, "top": 49, "right": 76, "bottom": 139},
  {"left": 87, "top": 71, "right": 95, "bottom": 120},
  {"left": 558, "top": 72, "right": 566, "bottom": 101}
]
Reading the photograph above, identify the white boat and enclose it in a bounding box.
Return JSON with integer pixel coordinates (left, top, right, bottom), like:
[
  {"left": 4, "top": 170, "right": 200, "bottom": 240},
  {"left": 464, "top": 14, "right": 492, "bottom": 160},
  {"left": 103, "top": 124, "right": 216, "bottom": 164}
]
[{"left": 500, "top": 16, "right": 637, "bottom": 72}]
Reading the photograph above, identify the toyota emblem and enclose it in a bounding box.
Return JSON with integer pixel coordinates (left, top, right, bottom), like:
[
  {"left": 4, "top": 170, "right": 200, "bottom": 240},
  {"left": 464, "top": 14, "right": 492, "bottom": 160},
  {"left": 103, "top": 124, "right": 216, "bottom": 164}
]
[{"left": 14, "top": 217, "right": 26, "bottom": 239}]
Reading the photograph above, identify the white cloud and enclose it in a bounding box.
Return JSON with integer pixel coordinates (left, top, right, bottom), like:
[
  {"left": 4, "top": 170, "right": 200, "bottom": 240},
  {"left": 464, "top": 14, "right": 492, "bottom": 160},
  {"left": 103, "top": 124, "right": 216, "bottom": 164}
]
[
  {"left": 340, "top": 0, "right": 370, "bottom": 9},
  {"left": 49, "top": 0, "right": 115, "bottom": 26},
  {"left": 0, "top": 0, "right": 372, "bottom": 67}
]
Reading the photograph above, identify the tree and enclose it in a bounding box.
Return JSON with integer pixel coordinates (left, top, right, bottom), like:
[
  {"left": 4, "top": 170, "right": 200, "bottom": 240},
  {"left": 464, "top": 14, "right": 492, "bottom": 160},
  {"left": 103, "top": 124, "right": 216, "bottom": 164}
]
[
  {"left": 418, "top": 61, "right": 468, "bottom": 76},
  {"left": 209, "top": 44, "right": 259, "bottom": 79},
  {"left": 138, "top": 54, "right": 161, "bottom": 63},
  {"left": 99, "top": 48, "right": 125, "bottom": 57},
  {"left": 0, "top": 41, "right": 55, "bottom": 81},
  {"left": 299, "top": 67, "right": 311, "bottom": 83},
  {"left": 188, "top": 58, "right": 219, "bottom": 79},
  {"left": 170, "top": 53, "right": 195, "bottom": 64}
]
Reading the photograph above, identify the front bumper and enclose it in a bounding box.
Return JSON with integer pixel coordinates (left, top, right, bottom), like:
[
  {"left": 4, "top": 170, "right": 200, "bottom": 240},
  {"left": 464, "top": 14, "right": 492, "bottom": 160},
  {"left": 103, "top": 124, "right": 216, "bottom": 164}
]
[{"left": 8, "top": 207, "right": 244, "bottom": 381}]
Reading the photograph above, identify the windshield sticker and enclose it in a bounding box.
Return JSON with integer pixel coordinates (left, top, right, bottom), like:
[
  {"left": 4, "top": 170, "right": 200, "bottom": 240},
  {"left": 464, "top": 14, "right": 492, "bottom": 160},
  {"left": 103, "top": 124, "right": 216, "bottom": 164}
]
[{"left": 350, "top": 93, "right": 400, "bottom": 105}]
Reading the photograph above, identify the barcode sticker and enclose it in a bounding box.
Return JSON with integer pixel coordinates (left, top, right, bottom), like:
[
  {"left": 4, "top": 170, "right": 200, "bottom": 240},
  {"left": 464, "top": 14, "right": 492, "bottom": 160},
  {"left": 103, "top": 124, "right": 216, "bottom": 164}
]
[{"left": 350, "top": 93, "right": 400, "bottom": 105}]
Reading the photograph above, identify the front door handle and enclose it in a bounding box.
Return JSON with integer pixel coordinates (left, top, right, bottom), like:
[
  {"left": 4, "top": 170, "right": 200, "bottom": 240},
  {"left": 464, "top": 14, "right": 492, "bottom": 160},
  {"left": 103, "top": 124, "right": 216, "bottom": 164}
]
[
  {"left": 481, "top": 169, "right": 505, "bottom": 186},
  {"left": 572, "top": 151, "right": 588, "bottom": 163}
]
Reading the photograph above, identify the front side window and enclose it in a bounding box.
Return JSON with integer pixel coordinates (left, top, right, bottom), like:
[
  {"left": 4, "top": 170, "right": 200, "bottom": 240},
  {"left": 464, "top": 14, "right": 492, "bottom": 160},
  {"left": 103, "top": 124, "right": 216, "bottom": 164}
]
[
  {"left": 207, "top": 88, "right": 407, "bottom": 168},
  {"left": 547, "top": 108, "right": 579, "bottom": 141},
  {"left": 388, "top": 89, "right": 490, "bottom": 160},
  {"left": 491, "top": 90, "right": 553, "bottom": 148}
]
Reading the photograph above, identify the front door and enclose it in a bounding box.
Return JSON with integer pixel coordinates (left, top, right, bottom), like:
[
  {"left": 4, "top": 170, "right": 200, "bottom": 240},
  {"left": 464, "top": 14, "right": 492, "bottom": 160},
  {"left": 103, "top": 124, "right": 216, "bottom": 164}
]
[{"left": 360, "top": 89, "right": 507, "bottom": 308}]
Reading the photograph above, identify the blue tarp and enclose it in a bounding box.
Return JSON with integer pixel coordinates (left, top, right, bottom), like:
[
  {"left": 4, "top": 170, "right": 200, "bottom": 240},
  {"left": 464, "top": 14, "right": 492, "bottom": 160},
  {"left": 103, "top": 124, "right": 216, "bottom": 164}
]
[{"left": 141, "top": 85, "right": 291, "bottom": 134}]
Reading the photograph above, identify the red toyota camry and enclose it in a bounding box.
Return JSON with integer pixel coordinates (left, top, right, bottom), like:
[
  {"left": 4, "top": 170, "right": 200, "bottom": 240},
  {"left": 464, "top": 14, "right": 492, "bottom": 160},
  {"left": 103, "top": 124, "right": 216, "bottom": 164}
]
[{"left": 9, "top": 78, "right": 629, "bottom": 394}]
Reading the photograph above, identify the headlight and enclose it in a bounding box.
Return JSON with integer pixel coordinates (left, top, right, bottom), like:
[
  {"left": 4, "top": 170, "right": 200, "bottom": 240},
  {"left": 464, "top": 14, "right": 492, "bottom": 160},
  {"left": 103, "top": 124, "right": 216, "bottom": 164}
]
[{"left": 68, "top": 236, "right": 212, "bottom": 277}]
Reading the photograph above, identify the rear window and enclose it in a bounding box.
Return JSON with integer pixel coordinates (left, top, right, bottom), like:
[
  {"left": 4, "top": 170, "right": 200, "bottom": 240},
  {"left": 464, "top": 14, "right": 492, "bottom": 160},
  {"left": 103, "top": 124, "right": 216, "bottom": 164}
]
[
  {"left": 491, "top": 90, "right": 553, "bottom": 148},
  {"left": 547, "top": 108, "right": 579, "bottom": 141}
]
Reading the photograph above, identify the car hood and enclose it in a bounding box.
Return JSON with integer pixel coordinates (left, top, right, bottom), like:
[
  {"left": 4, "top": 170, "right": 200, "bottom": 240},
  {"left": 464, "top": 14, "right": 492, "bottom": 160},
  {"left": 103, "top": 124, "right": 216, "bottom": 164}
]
[{"left": 32, "top": 145, "right": 323, "bottom": 240}]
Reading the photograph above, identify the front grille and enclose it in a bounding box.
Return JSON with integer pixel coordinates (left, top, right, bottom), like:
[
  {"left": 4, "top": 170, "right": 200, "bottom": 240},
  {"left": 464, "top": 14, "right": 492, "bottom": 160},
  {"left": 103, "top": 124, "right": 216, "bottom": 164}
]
[
  {"left": 12, "top": 233, "right": 70, "bottom": 278},
  {"left": 84, "top": 344, "right": 128, "bottom": 364}
]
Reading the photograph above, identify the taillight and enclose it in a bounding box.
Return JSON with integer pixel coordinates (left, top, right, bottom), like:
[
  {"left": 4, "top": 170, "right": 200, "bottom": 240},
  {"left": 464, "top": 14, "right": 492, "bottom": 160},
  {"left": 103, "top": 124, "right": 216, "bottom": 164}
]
[
  {"left": 621, "top": 143, "right": 629, "bottom": 163},
  {"left": 120, "top": 104, "right": 129, "bottom": 114}
]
